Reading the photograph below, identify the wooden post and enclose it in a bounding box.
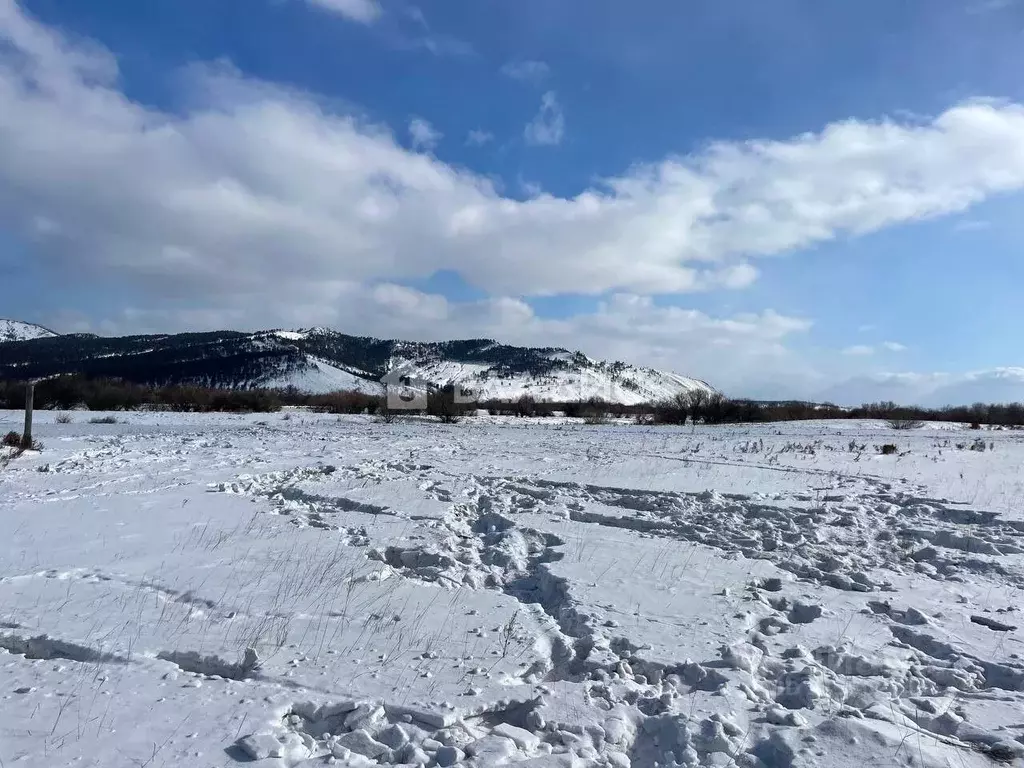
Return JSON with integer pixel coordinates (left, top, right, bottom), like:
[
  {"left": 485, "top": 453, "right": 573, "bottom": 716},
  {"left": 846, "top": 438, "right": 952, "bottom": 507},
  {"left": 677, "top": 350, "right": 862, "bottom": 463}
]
[{"left": 22, "top": 382, "right": 34, "bottom": 449}]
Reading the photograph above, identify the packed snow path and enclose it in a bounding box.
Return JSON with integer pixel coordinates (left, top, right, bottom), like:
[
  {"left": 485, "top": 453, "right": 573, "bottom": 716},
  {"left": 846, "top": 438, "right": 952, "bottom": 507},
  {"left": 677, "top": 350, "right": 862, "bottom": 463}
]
[{"left": 1, "top": 411, "right": 1023, "bottom": 767}]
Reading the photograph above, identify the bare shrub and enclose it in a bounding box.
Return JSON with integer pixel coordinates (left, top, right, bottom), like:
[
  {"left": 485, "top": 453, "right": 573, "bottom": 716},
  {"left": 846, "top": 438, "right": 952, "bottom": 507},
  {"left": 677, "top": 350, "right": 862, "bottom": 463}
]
[
  {"left": 515, "top": 394, "right": 537, "bottom": 418},
  {"left": 376, "top": 400, "right": 400, "bottom": 424},
  {"left": 887, "top": 418, "right": 923, "bottom": 430},
  {"left": 55, "top": 412, "right": 73, "bottom": 424},
  {"left": 562, "top": 401, "right": 584, "bottom": 418},
  {"left": 89, "top": 415, "right": 118, "bottom": 424},
  {"left": 686, "top": 389, "right": 711, "bottom": 423},
  {"left": 653, "top": 392, "right": 691, "bottom": 425},
  {"left": 652, "top": 389, "right": 723, "bottom": 425},
  {"left": 428, "top": 385, "right": 472, "bottom": 424},
  {"left": 580, "top": 396, "right": 609, "bottom": 424},
  {"left": 308, "top": 390, "right": 378, "bottom": 415},
  {"left": 2, "top": 431, "right": 40, "bottom": 451}
]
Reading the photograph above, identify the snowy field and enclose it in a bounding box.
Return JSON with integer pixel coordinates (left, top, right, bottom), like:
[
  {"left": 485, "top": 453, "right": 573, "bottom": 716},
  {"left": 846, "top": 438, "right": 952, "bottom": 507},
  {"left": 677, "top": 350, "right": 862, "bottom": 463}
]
[{"left": 1, "top": 411, "right": 1023, "bottom": 768}]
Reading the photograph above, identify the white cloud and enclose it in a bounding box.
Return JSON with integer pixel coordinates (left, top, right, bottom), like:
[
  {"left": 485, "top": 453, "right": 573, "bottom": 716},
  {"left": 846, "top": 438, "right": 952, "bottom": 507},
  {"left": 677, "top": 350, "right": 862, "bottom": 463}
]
[
  {"left": 6, "top": 1, "right": 1024, "bottom": 402},
  {"left": 819, "top": 368, "right": 1024, "bottom": 407},
  {"left": 466, "top": 129, "right": 494, "bottom": 146},
  {"left": 6, "top": 4, "right": 1024, "bottom": 300},
  {"left": 524, "top": 91, "right": 565, "bottom": 146},
  {"left": 501, "top": 60, "right": 550, "bottom": 84},
  {"left": 305, "top": 0, "right": 382, "bottom": 24},
  {"left": 842, "top": 345, "right": 875, "bottom": 356},
  {"left": 843, "top": 341, "right": 907, "bottom": 356},
  {"left": 408, "top": 117, "right": 442, "bottom": 150}
]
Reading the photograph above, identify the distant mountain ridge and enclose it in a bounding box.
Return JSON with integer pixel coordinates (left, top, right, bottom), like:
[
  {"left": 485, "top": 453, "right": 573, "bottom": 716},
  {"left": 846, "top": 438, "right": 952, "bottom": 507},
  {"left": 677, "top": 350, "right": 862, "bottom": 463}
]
[
  {"left": 0, "top": 319, "right": 58, "bottom": 344},
  {"left": 0, "top": 324, "right": 717, "bottom": 404}
]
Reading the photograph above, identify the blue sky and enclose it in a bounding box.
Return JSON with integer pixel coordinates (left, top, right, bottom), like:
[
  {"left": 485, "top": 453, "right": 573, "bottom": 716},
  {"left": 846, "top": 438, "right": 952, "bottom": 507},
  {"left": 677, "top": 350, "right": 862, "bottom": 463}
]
[{"left": 2, "top": 0, "right": 1024, "bottom": 403}]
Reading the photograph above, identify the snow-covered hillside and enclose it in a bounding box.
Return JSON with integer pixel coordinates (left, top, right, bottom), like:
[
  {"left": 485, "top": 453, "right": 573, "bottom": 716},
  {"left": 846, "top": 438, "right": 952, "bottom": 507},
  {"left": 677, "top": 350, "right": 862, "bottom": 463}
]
[
  {"left": 2, "top": 414, "right": 1023, "bottom": 768},
  {"left": 0, "top": 319, "right": 57, "bottom": 344},
  {"left": 1, "top": 322, "right": 717, "bottom": 403},
  {"left": 394, "top": 353, "right": 714, "bottom": 405},
  {"left": 254, "top": 355, "right": 382, "bottom": 395}
]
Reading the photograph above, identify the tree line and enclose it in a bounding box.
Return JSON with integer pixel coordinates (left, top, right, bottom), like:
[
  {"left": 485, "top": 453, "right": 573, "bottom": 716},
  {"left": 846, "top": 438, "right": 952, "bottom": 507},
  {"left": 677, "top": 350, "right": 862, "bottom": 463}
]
[{"left": 1, "top": 376, "right": 1023, "bottom": 427}]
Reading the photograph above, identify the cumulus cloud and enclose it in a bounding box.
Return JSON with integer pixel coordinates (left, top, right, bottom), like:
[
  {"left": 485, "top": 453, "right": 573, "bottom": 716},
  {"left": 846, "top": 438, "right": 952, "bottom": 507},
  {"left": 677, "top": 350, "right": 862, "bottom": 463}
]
[
  {"left": 501, "top": 59, "right": 550, "bottom": 84},
  {"left": 408, "top": 117, "right": 442, "bottom": 150},
  {"left": 5, "top": 3, "right": 1024, "bottom": 302},
  {"left": 881, "top": 341, "right": 907, "bottom": 352},
  {"left": 5, "top": 1, "right": 1024, "bottom": 401},
  {"left": 524, "top": 91, "right": 565, "bottom": 146},
  {"left": 305, "top": 0, "right": 382, "bottom": 24}
]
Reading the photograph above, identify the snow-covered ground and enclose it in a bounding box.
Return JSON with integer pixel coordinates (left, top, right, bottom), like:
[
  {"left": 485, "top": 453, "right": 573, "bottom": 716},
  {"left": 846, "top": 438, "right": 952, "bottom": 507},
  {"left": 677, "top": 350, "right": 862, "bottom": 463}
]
[{"left": 1, "top": 412, "right": 1023, "bottom": 768}]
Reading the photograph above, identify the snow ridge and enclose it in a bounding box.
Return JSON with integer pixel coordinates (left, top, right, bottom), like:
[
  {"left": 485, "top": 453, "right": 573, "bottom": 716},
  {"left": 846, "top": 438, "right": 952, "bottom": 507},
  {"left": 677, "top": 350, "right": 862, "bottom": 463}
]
[{"left": 0, "top": 319, "right": 58, "bottom": 344}]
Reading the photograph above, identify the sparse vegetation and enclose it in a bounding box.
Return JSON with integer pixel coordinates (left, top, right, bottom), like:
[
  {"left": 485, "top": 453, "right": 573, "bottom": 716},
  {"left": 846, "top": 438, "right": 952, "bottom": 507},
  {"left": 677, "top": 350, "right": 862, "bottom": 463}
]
[
  {"left": 580, "top": 397, "right": 609, "bottom": 425},
  {"left": 376, "top": 400, "right": 400, "bottom": 424},
  {"left": 500, "top": 610, "right": 520, "bottom": 659},
  {"left": 652, "top": 392, "right": 692, "bottom": 425},
  {"left": 515, "top": 394, "right": 537, "bottom": 418},
  {"left": 0, "top": 377, "right": 284, "bottom": 413},
  {"left": 428, "top": 384, "right": 473, "bottom": 424},
  {"left": 308, "top": 390, "right": 380, "bottom": 415},
  {"left": 887, "top": 418, "right": 923, "bottom": 431},
  {"left": 88, "top": 415, "right": 119, "bottom": 424},
  {"left": 2, "top": 431, "right": 40, "bottom": 451},
  {"left": 55, "top": 412, "right": 73, "bottom": 424},
  {"left": 2, "top": 375, "right": 1024, "bottom": 428}
]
